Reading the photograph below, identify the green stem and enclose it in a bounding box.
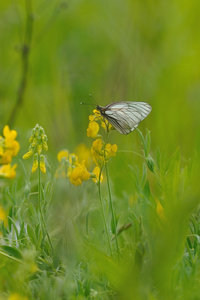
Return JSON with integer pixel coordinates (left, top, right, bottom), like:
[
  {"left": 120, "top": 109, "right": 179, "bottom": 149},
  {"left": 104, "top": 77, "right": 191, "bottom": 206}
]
[
  {"left": 105, "top": 163, "right": 120, "bottom": 258},
  {"left": 38, "top": 156, "right": 54, "bottom": 253},
  {"left": 8, "top": 0, "right": 34, "bottom": 126},
  {"left": 97, "top": 168, "right": 112, "bottom": 255}
]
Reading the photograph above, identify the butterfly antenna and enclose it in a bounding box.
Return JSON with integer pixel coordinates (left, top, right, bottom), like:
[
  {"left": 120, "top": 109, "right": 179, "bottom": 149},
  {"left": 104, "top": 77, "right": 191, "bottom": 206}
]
[{"left": 89, "top": 94, "right": 98, "bottom": 105}]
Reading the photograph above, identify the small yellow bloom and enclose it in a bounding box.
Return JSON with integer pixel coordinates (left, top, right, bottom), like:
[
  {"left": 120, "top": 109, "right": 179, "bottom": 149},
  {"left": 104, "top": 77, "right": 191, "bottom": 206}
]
[
  {"left": 69, "top": 163, "right": 90, "bottom": 186},
  {"left": 0, "top": 206, "right": 7, "bottom": 226},
  {"left": 0, "top": 164, "right": 17, "bottom": 179},
  {"left": 92, "top": 166, "right": 103, "bottom": 183},
  {"left": 75, "top": 143, "right": 92, "bottom": 169},
  {"left": 40, "top": 155, "right": 46, "bottom": 174},
  {"left": 8, "top": 293, "right": 29, "bottom": 300},
  {"left": 57, "top": 150, "right": 69, "bottom": 162},
  {"left": 156, "top": 199, "right": 167, "bottom": 222},
  {"left": 87, "top": 121, "right": 100, "bottom": 139},
  {"left": 23, "top": 149, "right": 34, "bottom": 160},
  {"left": 101, "top": 120, "right": 113, "bottom": 133},
  {"left": 3, "top": 125, "right": 20, "bottom": 157},
  {"left": 31, "top": 154, "right": 38, "bottom": 173},
  {"left": 91, "top": 139, "right": 104, "bottom": 166},
  {"left": 105, "top": 143, "right": 117, "bottom": 160},
  {"left": 1, "top": 150, "right": 12, "bottom": 164}
]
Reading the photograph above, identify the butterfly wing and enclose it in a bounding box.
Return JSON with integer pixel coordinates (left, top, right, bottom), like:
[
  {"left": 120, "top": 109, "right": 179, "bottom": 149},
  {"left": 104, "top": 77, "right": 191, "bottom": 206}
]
[{"left": 102, "top": 101, "right": 152, "bottom": 135}]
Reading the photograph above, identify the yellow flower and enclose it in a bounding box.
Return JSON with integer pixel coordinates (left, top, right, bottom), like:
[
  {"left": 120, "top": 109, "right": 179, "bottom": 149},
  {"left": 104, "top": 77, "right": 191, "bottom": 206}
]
[
  {"left": 69, "top": 162, "right": 90, "bottom": 186},
  {"left": 40, "top": 155, "right": 46, "bottom": 174},
  {"left": 1, "top": 150, "right": 12, "bottom": 164},
  {"left": 3, "top": 125, "right": 20, "bottom": 157},
  {"left": 23, "top": 149, "right": 34, "bottom": 160},
  {"left": 75, "top": 143, "right": 92, "bottom": 169},
  {"left": 57, "top": 150, "right": 69, "bottom": 162},
  {"left": 31, "top": 154, "right": 38, "bottom": 173},
  {"left": 105, "top": 143, "right": 117, "bottom": 160},
  {"left": 0, "top": 164, "right": 17, "bottom": 179},
  {"left": 23, "top": 124, "right": 48, "bottom": 159},
  {"left": 101, "top": 120, "right": 113, "bottom": 133},
  {"left": 87, "top": 121, "right": 100, "bottom": 139},
  {"left": 8, "top": 293, "right": 29, "bottom": 300},
  {"left": 0, "top": 206, "right": 7, "bottom": 226},
  {"left": 156, "top": 199, "right": 167, "bottom": 222},
  {"left": 91, "top": 139, "right": 104, "bottom": 166},
  {"left": 92, "top": 166, "right": 103, "bottom": 183}
]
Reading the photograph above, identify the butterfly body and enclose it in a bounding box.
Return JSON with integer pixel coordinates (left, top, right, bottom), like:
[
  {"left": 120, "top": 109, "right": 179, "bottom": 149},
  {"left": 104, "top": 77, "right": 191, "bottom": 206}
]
[{"left": 96, "top": 101, "right": 152, "bottom": 135}]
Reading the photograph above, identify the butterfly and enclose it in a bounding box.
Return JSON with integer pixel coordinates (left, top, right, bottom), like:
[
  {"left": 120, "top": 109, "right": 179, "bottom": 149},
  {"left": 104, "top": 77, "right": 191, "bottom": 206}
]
[{"left": 96, "top": 101, "right": 152, "bottom": 135}]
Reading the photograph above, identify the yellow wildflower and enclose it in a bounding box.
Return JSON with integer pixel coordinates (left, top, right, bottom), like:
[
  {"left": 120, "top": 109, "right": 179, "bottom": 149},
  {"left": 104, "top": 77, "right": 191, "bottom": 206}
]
[
  {"left": 57, "top": 150, "right": 69, "bottom": 162},
  {"left": 3, "top": 125, "right": 20, "bottom": 157},
  {"left": 105, "top": 143, "right": 117, "bottom": 160},
  {"left": 87, "top": 121, "right": 100, "bottom": 139},
  {"left": 156, "top": 199, "right": 167, "bottom": 222},
  {"left": 101, "top": 120, "right": 113, "bottom": 133},
  {"left": 8, "top": 293, "right": 29, "bottom": 300},
  {"left": 31, "top": 154, "right": 38, "bottom": 173},
  {"left": 23, "top": 149, "right": 34, "bottom": 160},
  {"left": 75, "top": 143, "right": 92, "bottom": 169},
  {"left": 69, "top": 162, "right": 90, "bottom": 186},
  {"left": 40, "top": 155, "right": 46, "bottom": 174},
  {"left": 92, "top": 166, "right": 103, "bottom": 183},
  {"left": 91, "top": 139, "right": 104, "bottom": 166},
  {"left": 0, "top": 164, "right": 17, "bottom": 179}
]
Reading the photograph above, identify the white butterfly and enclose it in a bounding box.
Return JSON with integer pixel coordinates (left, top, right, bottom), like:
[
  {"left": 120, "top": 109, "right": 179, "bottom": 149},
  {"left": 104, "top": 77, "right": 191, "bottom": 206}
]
[{"left": 96, "top": 101, "right": 152, "bottom": 135}]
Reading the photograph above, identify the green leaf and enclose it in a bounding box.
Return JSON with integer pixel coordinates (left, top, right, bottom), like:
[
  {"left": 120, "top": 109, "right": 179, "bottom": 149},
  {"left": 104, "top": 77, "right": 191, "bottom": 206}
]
[
  {"left": 27, "top": 224, "right": 37, "bottom": 245},
  {"left": 1, "top": 245, "right": 23, "bottom": 259},
  {"left": 7, "top": 216, "right": 19, "bottom": 239}
]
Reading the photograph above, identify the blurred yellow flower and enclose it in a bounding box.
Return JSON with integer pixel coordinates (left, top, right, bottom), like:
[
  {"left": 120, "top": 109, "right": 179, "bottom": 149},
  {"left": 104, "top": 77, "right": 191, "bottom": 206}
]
[
  {"left": 0, "top": 206, "right": 7, "bottom": 226},
  {"left": 69, "top": 162, "right": 90, "bottom": 186},
  {"left": 23, "top": 149, "right": 34, "bottom": 160},
  {"left": 57, "top": 150, "right": 69, "bottom": 162},
  {"left": 0, "top": 164, "right": 17, "bottom": 179},
  {"left": 156, "top": 199, "right": 167, "bottom": 222},
  {"left": 91, "top": 139, "right": 104, "bottom": 166},
  {"left": 101, "top": 120, "right": 113, "bottom": 133},
  {"left": 3, "top": 125, "right": 20, "bottom": 157},
  {"left": 75, "top": 143, "right": 92, "bottom": 169},
  {"left": 0, "top": 126, "right": 20, "bottom": 173},
  {"left": 105, "top": 143, "right": 117, "bottom": 160},
  {"left": 8, "top": 293, "right": 28, "bottom": 300},
  {"left": 87, "top": 121, "right": 100, "bottom": 139},
  {"left": 91, "top": 139, "right": 117, "bottom": 166},
  {"left": 31, "top": 154, "right": 38, "bottom": 173},
  {"left": 40, "top": 155, "right": 46, "bottom": 174},
  {"left": 92, "top": 166, "right": 103, "bottom": 183}
]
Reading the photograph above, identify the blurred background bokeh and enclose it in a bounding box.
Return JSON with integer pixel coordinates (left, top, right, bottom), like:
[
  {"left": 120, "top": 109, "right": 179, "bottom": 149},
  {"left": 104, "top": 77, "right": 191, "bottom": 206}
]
[{"left": 1, "top": 0, "right": 200, "bottom": 190}]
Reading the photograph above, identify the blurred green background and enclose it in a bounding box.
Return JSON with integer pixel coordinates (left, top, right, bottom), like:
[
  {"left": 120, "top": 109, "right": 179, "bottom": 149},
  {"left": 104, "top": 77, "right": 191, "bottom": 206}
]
[{"left": 1, "top": 0, "right": 200, "bottom": 186}]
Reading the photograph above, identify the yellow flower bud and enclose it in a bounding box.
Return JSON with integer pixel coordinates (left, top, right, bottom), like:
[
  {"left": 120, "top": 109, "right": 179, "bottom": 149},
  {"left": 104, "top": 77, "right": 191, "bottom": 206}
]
[
  {"left": 40, "top": 155, "right": 46, "bottom": 174},
  {"left": 31, "top": 154, "right": 38, "bottom": 173}
]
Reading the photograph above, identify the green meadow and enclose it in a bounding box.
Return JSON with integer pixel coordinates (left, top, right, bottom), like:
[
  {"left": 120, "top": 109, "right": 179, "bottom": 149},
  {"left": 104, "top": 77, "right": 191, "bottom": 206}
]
[{"left": 0, "top": 1, "right": 200, "bottom": 299}]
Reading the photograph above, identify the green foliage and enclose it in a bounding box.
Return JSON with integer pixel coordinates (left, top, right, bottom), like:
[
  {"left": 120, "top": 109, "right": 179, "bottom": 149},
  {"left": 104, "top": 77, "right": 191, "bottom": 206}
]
[{"left": 0, "top": 1, "right": 200, "bottom": 299}]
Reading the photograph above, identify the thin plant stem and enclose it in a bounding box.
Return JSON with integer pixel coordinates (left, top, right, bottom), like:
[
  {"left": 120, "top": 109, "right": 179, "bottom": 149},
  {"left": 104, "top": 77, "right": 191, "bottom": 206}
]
[
  {"left": 8, "top": 0, "right": 33, "bottom": 126},
  {"left": 38, "top": 156, "right": 54, "bottom": 253},
  {"left": 105, "top": 162, "right": 120, "bottom": 258},
  {"left": 97, "top": 168, "right": 112, "bottom": 256}
]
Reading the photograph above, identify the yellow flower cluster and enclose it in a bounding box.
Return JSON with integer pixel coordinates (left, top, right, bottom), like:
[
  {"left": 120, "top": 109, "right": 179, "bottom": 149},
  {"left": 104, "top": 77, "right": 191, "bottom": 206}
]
[
  {"left": 56, "top": 149, "right": 91, "bottom": 186},
  {"left": 23, "top": 124, "right": 48, "bottom": 174},
  {"left": 56, "top": 110, "right": 117, "bottom": 186},
  {"left": 0, "top": 125, "right": 20, "bottom": 179},
  {"left": 86, "top": 110, "right": 117, "bottom": 182},
  {"left": 87, "top": 109, "right": 112, "bottom": 139}
]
